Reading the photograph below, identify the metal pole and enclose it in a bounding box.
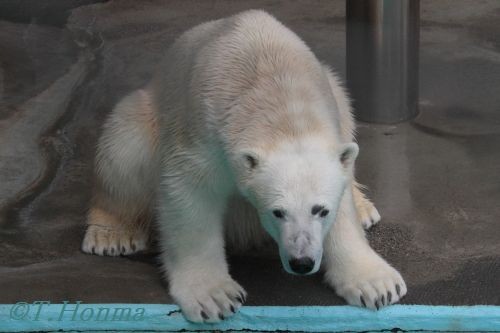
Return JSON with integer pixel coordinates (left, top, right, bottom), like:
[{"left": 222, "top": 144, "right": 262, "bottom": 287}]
[{"left": 346, "top": 0, "right": 420, "bottom": 123}]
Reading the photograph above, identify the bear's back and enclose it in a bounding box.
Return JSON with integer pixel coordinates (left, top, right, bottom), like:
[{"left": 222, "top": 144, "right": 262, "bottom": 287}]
[{"left": 151, "top": 10, "right": 337, "bottom": 154}]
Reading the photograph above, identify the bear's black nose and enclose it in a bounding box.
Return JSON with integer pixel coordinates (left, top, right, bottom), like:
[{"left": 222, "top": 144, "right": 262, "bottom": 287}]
[{"left": 289, "top": 257, "right": 315, "bottom": 274}]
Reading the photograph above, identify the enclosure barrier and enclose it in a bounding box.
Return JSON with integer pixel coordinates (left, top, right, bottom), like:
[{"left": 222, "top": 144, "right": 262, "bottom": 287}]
[{"left": 1, "top": 304, "right": 500, "bottom": 332}]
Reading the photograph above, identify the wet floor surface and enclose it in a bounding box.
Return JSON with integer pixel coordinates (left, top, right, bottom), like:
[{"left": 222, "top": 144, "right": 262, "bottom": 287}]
[{"left": 0, "top": 0, "right": 499, "bottom": 305}]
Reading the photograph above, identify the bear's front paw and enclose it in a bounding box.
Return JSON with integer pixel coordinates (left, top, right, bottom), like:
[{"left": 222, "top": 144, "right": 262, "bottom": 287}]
[
  {"left": 170, "top": 275, "right": 246, "bottom": 323},
  {"left": 333, "top": 261, "right": 407, "bottom": 310}
]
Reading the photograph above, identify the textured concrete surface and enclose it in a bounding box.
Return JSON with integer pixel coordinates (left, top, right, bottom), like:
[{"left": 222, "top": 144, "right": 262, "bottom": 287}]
[{"left": 0, "top": 0, "right": 499, "bottom": 306}]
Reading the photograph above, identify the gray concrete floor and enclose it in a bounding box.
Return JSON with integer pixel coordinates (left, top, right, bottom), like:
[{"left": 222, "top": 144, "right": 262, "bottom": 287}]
[{"left": 0, "top": 0, "right": 499, "bottom": 306}]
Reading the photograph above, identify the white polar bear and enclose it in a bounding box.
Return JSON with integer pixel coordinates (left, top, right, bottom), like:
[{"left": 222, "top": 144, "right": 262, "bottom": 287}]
[{"left": 82, "top": 10, "right": 406, "bottom": 322}]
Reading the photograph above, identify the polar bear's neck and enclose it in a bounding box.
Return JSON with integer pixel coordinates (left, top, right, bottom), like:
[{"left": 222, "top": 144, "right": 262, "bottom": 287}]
[{"left": 222, "top": 73, "right": 340, "bottom": 154}]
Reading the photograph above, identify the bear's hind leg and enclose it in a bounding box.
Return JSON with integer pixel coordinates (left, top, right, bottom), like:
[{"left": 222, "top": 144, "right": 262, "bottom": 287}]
[
  {"left": 353, "top": 182, "right": 381, "bottom": 230},
  {"left": 82, "top": 89, "right": 158, "bottom": 256},
  {"left": 82, "top": 190, "right": 151, "bottom": 256}
]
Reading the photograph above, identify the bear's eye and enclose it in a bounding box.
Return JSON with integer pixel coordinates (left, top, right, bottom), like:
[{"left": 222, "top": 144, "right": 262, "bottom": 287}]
[
  {"left": 320, "top": 209, "right": 330, "bottom": 218},
  {"left": 272, "top": 209, "right": 285, "bottom": 219},
  {"left": 311, "top": 205, "right": 324, "bottom": 215}
]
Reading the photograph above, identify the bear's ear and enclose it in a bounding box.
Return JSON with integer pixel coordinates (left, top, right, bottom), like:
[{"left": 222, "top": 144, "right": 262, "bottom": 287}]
[
  {"left": 243, "top": 152, "right": 259, "bottom": 170},
  {"left": 339, "top": 142, "right": 359, "bottom": 167}
]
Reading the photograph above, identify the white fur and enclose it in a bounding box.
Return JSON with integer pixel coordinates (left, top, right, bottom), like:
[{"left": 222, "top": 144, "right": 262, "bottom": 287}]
[
  {"left": 85, "top": 10, "right": 406, "bottom": 322},
  {"left": 96, "top": 89, "right": 160, "bottom": 206}
]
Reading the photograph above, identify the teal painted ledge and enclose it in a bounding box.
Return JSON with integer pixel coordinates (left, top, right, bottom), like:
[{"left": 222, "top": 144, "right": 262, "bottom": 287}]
[{"left": 1, "top": 304, "right": 500, "bottom": 332}]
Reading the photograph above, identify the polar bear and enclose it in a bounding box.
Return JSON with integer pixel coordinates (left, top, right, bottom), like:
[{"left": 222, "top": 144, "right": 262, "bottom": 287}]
[{"left": 82, "top": 10, "right": 406, "bottom": 322}]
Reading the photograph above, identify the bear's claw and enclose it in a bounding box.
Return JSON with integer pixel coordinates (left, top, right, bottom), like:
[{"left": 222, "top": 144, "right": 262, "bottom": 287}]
[
  {"left": 359, "top": 203, "right": 381, "bottom": 230},
  {"left": 334, "top": 260, "right": 407, "bottom": 310},
  {"left": 171, "top": 275, "right": 246, "bottom": 323},
  {"left": 82, "top": 224, "right": 148, "bottom": 256}
]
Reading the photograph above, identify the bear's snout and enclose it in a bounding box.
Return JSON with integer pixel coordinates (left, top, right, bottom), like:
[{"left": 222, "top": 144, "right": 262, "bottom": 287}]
[{"left": 288, "top": 257, "right": 315, "bottom": 275}]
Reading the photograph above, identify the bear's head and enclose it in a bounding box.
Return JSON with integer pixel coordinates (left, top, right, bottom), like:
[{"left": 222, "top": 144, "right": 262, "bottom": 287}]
[{"left": 236, "top": 138, "right": 359, "bottom": 275}]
